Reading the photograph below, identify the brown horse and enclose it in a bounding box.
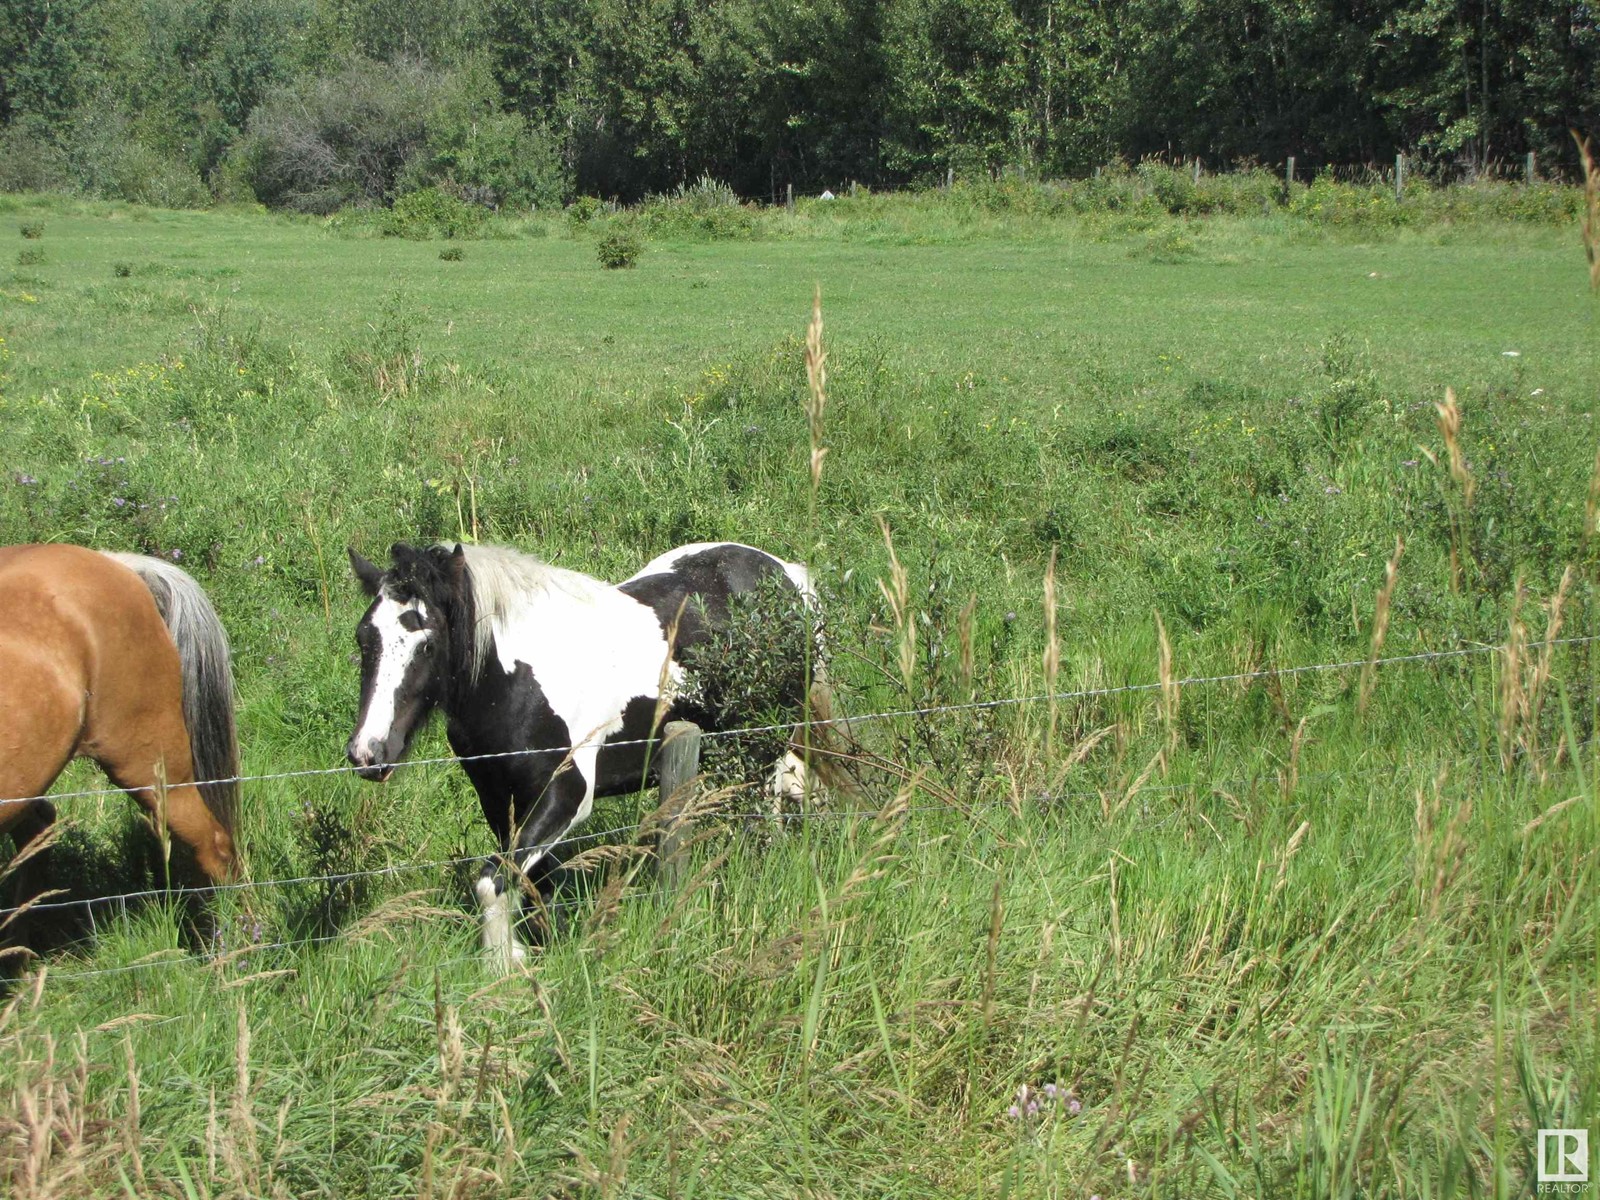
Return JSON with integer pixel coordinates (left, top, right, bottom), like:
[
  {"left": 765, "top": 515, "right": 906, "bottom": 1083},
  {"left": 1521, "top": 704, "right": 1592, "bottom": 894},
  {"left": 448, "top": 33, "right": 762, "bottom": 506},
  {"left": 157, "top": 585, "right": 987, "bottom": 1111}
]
[{"left": 0, "top": 544, "right": 239, "bottom": 902}]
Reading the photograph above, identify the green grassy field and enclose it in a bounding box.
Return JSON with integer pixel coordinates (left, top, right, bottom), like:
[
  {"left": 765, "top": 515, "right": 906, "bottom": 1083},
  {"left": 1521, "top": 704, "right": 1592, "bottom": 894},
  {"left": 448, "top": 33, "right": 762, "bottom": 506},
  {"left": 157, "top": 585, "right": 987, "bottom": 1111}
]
[{"left": 1, "top": 195, "right": 1597, "bottom": 1197}]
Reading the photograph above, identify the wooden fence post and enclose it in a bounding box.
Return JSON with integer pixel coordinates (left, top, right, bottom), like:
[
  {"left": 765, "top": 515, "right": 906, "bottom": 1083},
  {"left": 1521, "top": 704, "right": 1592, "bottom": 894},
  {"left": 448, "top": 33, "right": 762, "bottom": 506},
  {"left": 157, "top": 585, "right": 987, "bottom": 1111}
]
[
  {"left": 1285, "top": 156, "right": 1296, "bottom": 197},
  {"left": 786, "top": 182, "right": 794, "bottom": 213},
  {"left": 1395, "top": 153, "right": 1405, "bottom": 201},
  {"left": 1193, "top": 157, "right": 1201, "bottom": 186},
  {"left": 1526, "top": 151, "right": 1536, "bottom": 184},
  {"left": 656, "top": 721, "right": 702, "bottom": 888}
]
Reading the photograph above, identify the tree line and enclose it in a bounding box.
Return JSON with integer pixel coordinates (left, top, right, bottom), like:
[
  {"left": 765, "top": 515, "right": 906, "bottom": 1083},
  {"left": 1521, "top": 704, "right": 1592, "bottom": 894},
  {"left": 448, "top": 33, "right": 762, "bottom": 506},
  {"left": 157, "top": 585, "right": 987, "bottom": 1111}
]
[{"left": 1, "top": 0, "right": 1595, "bottom": 209}]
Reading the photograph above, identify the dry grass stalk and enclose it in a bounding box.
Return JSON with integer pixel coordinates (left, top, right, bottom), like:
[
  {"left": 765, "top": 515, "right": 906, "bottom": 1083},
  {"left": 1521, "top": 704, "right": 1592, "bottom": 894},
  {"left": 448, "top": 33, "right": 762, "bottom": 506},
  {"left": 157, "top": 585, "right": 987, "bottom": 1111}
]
[
  {"left": 228, "top": 1000, "right": 259, "bottom": 1194},
  {"left": 1584, "top": 443, "right": 1600, "bottom": 559},
  {"left": 342, "top": 889, "right": 467, "bottom": 944},
  {"left": 1154, "top": 610, "right": 1179, "bottom": 774},
  {"left": 1414, "top": 772, "right": 1472, "bottom": 920},
  {"left": 1499, "top": 577, "right": 1530, "bottom": 772},
  {"left": 1575, "top": 130, "right": 1599, "bottom": 292},
  {"left": 875, "top": 517, "right": 916, "bottom": 691},
  {"left": 1433, "top": 387, "right": 1475, "bottom": 590},
  {"left": 1497, "top": 568, "right": 1573, "bottom": 777},
  {"left": 1279, "top": 714, "right": 1312, "bottom": 800},
  {"left": 980, "top": 876, "right": 1005, "bottom": 1028},
  {"left": 564, "top": 1113, "right": 637, "bottom": 1200},
  {"left": 804, "top": 286, "right": 828, "bottom": 489},
  {"left": 958, "top": 592, "right": 977, "bottom": 699},
  {"left": 1271, "top": 820, "right": 1312, "bottom": 894},
  {"left": 1358, "top": 535, "right": 1405, "bottom": 715},
  {"left": 1043, "top": 548, "right": 1060, "bottom": 756},
  {"left": 122, "top": 1035, "right": 144, "bottom": 1189}
]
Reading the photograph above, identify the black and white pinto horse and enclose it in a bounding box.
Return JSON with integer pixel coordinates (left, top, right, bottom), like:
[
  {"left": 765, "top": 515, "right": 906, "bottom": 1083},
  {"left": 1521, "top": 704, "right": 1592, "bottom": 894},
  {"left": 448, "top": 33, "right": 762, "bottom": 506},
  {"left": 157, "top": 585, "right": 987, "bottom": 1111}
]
[{"left": 345, "top": 540, "right": 817, "bottom": 969}]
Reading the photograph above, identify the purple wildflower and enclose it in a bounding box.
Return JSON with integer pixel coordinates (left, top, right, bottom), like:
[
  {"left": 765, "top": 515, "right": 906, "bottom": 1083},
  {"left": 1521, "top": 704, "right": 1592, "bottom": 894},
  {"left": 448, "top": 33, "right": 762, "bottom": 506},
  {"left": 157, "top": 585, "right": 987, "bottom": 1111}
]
[
  {"left": 17, "top": 473, "right": 37, "bottom": 485},
  {"left": 169, "top": 548, "right": 183, "bottom": 561},
  {"left": 112, "top": 496, "right": 126, "bottom": 507}
]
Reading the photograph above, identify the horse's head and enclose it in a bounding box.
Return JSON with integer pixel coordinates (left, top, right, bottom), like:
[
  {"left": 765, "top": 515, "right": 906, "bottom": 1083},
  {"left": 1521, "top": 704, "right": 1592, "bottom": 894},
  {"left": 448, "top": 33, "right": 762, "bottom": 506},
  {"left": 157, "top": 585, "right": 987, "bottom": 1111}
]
[{"left": 345, "top": 542, "right": 468, "bottom": 781}]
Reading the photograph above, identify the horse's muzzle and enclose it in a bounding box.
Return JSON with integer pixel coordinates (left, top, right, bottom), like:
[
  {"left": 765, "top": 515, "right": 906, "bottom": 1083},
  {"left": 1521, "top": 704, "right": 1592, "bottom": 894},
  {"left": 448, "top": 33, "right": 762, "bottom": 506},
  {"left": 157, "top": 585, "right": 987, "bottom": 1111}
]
[{"left": 346, "top": 737, "right": 398, "bottom": 783}]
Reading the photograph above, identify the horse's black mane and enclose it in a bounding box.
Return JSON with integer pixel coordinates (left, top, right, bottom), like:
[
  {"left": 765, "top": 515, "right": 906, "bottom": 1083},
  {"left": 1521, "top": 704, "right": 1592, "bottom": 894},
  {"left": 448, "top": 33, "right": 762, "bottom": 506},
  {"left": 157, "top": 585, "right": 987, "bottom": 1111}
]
[{"left": 383, "top": 542, "right": 480, "bottom": 702}]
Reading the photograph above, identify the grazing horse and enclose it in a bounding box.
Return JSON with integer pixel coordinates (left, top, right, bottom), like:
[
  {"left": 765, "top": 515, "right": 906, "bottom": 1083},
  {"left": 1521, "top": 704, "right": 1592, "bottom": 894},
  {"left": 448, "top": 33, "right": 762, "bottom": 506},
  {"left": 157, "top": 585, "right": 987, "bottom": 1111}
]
[
  {"left": 345, "top": 540, "right": 819, "bottom": 969},
  {"left": 0, "top": 545, "right": 240, "bottom": 908}
]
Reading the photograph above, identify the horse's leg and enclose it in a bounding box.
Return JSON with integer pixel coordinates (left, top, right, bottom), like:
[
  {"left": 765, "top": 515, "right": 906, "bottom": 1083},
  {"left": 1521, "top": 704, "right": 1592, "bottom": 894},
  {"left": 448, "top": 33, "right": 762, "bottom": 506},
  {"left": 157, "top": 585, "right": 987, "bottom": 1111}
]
[
  {"left": 460, "top": 757, "right": 525, "bottom": 973},
  {"left": 0, "top": 667, "right": 81, "bottom": 933},
  {"left": 4, "top": 800, "right": 57, "bottom": 952},
  {"left": 480, "top": 748, "right": 595, "bottom": 972},
  {"left": 90, "top": 707, "right": 235, "bottom": 884}
]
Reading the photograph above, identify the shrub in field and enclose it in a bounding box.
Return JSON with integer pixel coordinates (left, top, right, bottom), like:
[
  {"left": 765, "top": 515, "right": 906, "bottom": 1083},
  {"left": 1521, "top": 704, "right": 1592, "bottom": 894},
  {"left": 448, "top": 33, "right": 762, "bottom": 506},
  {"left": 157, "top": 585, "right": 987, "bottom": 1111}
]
[
  {"left": 16, "top": 247, "right": 44, "bottom": 266},
  {"left": 230, "top": 57, "right": 450, "bottom": 212},
  {"left": 19, "top": 221, "right": 44, "bottom": 239},
  {"left": 679, "top": 574, "right": 817, "bottom": 788},
  {"left": 112, "top": 261, "right": 132, "bottom": 277},
  {"left": 0, "top": 118, "right": 71, "bottom": 194},
  {"left": 566, "top": 195, "right": 603, "bottom": 225},
  {"left": 596, "top": 225, "right": 643, "bottom": 268},
  {"left": 438, "top": 245, "right": 465, "bottom": 261},
  {"left": 381, "top": 185, "right": 485, "bottom": 239},
  {"left": 641, "top": 176, "right": 757, "bottom": 240}
]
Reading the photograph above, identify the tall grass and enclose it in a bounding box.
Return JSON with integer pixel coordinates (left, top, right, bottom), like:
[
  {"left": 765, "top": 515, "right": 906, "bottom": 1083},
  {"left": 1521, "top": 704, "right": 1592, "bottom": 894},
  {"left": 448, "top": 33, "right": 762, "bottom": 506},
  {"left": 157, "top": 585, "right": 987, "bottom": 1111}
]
[{"left": 0, "top": 200, "right": 1594, "bottom": 1196}]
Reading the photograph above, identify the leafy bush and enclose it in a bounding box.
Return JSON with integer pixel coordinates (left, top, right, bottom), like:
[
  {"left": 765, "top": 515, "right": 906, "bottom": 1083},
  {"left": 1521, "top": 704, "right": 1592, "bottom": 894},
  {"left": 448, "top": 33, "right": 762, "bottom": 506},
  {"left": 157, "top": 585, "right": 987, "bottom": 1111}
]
[
  {"left": 0, "top": 119, "right": 71, "bottom": 194},
  {"left": 381, "top": 186, "right": 485, "bottom": 239},
  {"left": 438, "top": 245, "right": 464, "bottom": 261},
  {"left": 678, "top": 574, "right": 816, "bottom": 788},
  {"left": 19, "top": 222, "right": 43, "bottom": 239},
  {"left": 63, "top": 113, "right": 210, "bottom": 209},
  {"left": 596, "top": 225, "right": 642, "bottom": 268},
  {"left": 229, "top": 57, "right": 452, "bottom": 212},
  {"left": 17, "top": 247, "right": 44, "bottom": 266},
  {"left": 566, "top": 196, "right": 603, "bottom": 225},
  {"left": 411, "top": 73, "right": 568, "bottom": 211},
  {"left": 642, "top": 177, "right": 758, "bottom": 240}
]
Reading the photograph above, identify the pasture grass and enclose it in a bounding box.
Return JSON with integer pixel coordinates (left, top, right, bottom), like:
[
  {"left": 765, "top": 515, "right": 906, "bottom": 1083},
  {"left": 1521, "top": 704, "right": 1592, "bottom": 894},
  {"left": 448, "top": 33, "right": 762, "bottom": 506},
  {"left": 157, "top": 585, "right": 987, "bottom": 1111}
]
[{"left": 0, "top": 193, "right": 1596, "bottom": 1196}]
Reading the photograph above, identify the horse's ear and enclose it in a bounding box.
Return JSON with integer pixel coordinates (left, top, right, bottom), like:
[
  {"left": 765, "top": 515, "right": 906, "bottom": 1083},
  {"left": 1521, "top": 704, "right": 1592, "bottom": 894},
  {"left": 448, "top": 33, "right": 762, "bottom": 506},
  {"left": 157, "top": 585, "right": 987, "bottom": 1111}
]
[
  {"left": 447, "top": 543, "right": 468, "bottom": 591},
  {"left": 348, "top": 547, "right": 384, "bottom": 597}
]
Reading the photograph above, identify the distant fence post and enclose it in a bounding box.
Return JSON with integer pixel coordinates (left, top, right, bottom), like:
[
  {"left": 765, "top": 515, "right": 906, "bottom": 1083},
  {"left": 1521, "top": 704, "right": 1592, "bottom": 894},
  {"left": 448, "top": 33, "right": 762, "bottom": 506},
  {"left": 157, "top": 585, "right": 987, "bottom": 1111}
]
[
  {"left": 946, "top": 166, "right": 954, "bottom": 191},
  {"left": 1285, "top": 156, "right": 1296, "bottom": 199},
  {"left": 1526, "top": 151, "right": 1536, "bottom": 184},
  {"left": 656, "top": 721, "right": 702, "bottom": 888},
  {"left": 1395, "top": 153, "right": 1405, "bottom": 201},
  {"left": 786, "top": 182, "right": 794, "bottom": 213},
  {"left": 1193, "top": 158, "right": 1201, "bottom": 186}
]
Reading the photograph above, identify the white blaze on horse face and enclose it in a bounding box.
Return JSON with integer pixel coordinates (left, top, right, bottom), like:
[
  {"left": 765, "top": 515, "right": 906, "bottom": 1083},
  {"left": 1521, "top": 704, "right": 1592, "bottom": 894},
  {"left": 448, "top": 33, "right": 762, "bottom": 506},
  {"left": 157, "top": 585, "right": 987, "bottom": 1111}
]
[{"left": 354, "top": 595, "right": 431, "bottom": 757}]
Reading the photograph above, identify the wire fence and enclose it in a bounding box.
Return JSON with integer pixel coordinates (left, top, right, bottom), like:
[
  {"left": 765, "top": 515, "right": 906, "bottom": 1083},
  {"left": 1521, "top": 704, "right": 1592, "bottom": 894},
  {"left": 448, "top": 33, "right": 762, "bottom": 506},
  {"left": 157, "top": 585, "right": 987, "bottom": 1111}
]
[
  {"left": 3, "top": 630, "right": 1593, "bottom": 990},
  {"left": 3, "top": 631, "right": 1587, "bottom": 814}
]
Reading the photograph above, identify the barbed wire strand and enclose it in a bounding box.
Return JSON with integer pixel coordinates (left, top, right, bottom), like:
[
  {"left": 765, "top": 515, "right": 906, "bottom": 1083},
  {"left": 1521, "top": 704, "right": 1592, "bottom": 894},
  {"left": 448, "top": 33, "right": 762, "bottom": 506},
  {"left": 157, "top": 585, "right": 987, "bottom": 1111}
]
[
  {"left": 2, "top": 632, "right": 1585, "bottom": 814},
  {"left": 0, "top": 745, "right": 1427, "bottom": 923}
]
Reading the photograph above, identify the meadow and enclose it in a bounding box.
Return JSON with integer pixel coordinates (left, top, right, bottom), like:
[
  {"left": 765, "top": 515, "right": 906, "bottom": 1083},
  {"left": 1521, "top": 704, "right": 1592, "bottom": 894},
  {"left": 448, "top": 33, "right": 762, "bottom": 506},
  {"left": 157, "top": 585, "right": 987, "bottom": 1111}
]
[{"left": 0, "top": 191, "right": 1597, "bottom": 1197}]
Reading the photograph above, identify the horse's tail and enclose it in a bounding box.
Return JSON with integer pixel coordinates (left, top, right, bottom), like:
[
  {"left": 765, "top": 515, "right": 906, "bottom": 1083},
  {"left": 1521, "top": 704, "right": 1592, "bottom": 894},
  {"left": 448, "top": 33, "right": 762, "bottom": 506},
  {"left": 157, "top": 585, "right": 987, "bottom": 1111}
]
[{"left": 102, "top": 553, "right": 239, "bottom": 837}]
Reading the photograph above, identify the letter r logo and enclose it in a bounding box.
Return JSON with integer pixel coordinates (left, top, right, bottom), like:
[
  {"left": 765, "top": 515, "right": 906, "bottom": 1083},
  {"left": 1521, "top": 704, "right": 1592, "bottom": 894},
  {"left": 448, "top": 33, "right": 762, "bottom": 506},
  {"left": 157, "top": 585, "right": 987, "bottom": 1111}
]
[{"left": 1538, "top": 1129, "right": 1590, "bottom": 1183}]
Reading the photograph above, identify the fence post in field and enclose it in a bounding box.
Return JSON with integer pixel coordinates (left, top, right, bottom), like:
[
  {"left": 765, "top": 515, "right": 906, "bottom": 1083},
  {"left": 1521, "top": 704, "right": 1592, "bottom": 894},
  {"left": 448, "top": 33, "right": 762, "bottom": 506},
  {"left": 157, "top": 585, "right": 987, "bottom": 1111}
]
[
  {"left": 656, "top": 721, "right": 702, "bottom": 888},
  {"left": 1285, "top": 156, "right": 1296, "bottom": 199},
  {"left": 1193, "top": 158, "right": 1201, "bottom": 186},
  {"left": 1395, "top": 153, "right": 1405, "bottom": 200},
  {"left": 1526, "top": 151, "right": 1536, "bottom": 184},
  {"left": 786, "top": 182, "right": 794, "bottom": 213},
  {"left": 946, "top": 166, "right": 954, "bottom": 191}
]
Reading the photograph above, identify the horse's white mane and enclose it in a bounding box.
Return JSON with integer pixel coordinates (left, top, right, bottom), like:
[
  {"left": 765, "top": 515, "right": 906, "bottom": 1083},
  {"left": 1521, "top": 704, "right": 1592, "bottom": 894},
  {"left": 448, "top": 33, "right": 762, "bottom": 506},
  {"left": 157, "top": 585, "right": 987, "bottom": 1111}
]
[{"left": 445, "top": 543, "right": 611, "bottom": 675}]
